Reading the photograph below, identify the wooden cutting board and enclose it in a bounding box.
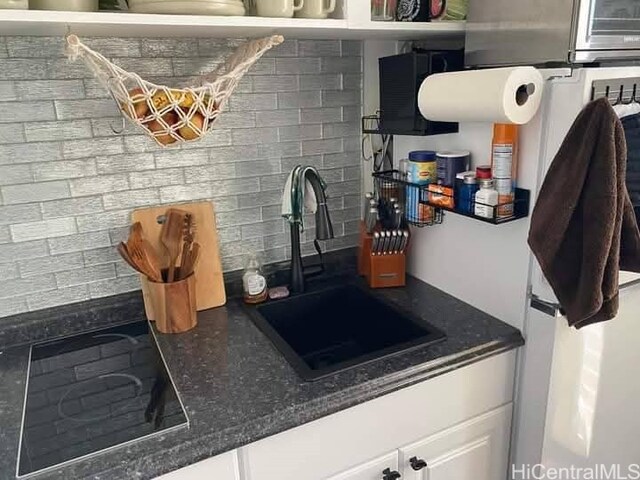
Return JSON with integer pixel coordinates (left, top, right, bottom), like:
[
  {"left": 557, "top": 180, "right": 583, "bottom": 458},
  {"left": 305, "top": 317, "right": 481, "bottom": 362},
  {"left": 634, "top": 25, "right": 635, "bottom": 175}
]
[{"left": 132, "top": 201, "right": 226, "bottom": 318}]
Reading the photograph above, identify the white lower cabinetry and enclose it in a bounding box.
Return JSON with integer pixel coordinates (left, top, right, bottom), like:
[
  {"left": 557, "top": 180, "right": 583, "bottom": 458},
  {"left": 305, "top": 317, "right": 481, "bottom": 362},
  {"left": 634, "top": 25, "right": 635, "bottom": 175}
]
[
  {"left": 327, "top": 451, "right": 400, "bottom": 480},
  {"left": 399, "top": 404, "right": 512, "bottom": 480},
  {"left": 155, "top": 352, "right": 517, "bottom": 480},
  {"left": 240, "top": 351, "right": 516, "bottom": 480},
  {"left": 154, "top": 451, "right": 240, "bottom": 480}
]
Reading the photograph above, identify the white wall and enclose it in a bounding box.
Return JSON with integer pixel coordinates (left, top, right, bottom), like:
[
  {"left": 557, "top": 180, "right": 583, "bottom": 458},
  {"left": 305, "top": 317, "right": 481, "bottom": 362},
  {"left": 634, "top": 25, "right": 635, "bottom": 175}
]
[{"left": 394, "top": 112, "right": 544, "bottom": 330}]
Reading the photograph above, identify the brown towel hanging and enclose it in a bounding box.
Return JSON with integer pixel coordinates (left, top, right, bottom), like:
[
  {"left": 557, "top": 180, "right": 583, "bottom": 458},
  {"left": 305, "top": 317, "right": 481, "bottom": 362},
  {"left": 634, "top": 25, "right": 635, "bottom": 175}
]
[{"left": 528, "top": 98, "right": 640, "bottom": 329}]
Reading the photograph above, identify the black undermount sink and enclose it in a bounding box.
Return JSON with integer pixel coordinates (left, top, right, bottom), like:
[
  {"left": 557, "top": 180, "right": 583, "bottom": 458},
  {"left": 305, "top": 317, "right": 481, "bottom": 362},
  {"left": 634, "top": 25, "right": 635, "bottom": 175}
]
[{"left": 248, "top": 284, "right": 447, "bottom": 381}]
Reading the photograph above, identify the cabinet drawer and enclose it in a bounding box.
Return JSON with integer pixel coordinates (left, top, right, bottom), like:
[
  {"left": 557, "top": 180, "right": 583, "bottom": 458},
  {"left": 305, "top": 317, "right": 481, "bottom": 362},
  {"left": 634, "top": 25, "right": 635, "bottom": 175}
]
[
  {"left": 328, "top": 451, "right": 399, "bottom": 480},
  {"left": 240, "top": 351, "right": 516, "bottom": 480},
  {"left": 399, "top": 403, "right": 512, "bottom": 480},
  {"left": 154, "top": 450, "right": 240, "bottom": 480}
]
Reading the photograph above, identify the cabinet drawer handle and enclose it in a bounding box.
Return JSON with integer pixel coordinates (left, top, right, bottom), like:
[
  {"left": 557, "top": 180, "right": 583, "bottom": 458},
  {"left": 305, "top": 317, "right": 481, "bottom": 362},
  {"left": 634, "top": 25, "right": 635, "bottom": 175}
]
[
  {"left": 409, "top": 457, "right": 428, "bottom": 471},
  {"left": 382, "top": 467, "right": 401, "bottom": 480}
]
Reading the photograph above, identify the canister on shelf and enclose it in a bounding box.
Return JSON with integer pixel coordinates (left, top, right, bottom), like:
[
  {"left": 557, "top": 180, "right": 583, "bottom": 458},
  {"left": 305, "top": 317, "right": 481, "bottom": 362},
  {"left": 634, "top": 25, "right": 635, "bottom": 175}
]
[
  {"left": 407, "top": 151, "right": 437, "bottom": 185},
  {"left": 495, "top": 177, "right": 515, "bottom": 219},
  {"left": 474, "top": 179, "right": 499, "bottom": 219},
  {"left": 436, "top": 150, "right": 470, "bottom": 187},
  {"left": 457, "top": 174, "right": 478, "bottom": 214}
]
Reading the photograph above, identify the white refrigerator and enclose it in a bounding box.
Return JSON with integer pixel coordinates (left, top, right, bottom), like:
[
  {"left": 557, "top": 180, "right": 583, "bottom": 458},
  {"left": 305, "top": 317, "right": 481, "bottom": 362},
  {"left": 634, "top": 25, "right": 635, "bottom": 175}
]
[
  {"left": 396, "top": 66, "right": 640, "bottom": 475},
  {"left": 514, "top": 67, "right": 640, "bottom": 473}
]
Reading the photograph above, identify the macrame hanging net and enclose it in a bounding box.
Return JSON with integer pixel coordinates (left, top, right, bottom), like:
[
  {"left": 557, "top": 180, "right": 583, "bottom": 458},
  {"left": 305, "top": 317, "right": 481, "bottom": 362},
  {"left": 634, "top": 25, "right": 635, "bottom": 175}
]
[{"left": 65, "top": 34, "right": 284, "bottom": 147}]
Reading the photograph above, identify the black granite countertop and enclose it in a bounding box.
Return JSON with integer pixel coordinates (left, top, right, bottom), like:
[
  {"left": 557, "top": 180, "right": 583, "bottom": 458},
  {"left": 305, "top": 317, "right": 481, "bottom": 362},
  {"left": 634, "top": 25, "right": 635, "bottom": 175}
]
[{"left": 0, "top": 273, "right": 523, "bottom": 480}]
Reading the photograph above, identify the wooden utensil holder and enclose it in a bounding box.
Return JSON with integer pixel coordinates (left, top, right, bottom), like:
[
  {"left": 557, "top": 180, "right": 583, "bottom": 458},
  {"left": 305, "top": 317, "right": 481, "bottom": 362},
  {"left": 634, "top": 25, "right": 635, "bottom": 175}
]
[
  {"left": 146, "top": 271, "right": 197, "bottom": 334},
  {"left": 358, "top": 221, "right": 406, "bottom": 289}
]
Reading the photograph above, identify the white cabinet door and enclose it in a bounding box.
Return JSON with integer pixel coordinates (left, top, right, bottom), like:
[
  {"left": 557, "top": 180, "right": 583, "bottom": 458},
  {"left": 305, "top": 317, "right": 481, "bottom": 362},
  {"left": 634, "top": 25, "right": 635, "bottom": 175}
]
[
  {"left": 241, "top": 352, "right": 516, "bottom": 480},
  {"left": 399, "top": 404, "right": 512, "bottom": 480},
  {"left": 327, "top": 451, "right": 399, "bottom": 480},
  {"left": 154, "top": 451, "right": 240, "bottom": 480}
]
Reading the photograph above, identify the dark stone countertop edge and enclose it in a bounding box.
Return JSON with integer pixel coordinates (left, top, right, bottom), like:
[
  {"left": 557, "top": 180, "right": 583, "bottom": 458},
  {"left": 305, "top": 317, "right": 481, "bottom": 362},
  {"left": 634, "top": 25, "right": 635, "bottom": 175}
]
[{"left": 121, "top": 336, "right": 523, "bottom": 477}]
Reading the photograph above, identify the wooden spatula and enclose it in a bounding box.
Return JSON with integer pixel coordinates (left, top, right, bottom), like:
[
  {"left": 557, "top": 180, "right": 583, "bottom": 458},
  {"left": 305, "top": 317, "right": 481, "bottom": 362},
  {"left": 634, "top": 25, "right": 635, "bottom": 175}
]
[{"left": 161, "top": 209, "right": 187, "bottom": 282}]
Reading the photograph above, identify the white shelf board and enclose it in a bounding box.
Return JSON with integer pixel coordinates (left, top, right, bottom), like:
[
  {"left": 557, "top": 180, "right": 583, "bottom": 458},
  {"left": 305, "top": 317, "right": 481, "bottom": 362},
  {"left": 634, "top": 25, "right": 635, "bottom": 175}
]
[{"left": 0, "top": 10, "right": 465, "bottom": 40}]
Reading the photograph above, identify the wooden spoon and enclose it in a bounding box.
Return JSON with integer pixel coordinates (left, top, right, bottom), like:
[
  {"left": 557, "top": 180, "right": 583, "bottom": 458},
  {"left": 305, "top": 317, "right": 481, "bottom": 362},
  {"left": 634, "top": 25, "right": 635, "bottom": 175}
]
[
  {"left": 117, "top": 242, "right": 149, "bottom": 277},
  {"left": 129, "top": 222, "right": 163, "bottom": 282},
  {"left": 161, "top": 209, "right": 187, "bottom": 283}
]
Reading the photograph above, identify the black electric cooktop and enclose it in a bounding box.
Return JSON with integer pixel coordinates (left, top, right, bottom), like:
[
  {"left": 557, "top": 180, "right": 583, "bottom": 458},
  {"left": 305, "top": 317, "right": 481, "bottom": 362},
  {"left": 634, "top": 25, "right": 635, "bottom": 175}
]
[{"left": 17, "top": 321, "right": 188, "bottom": 478}]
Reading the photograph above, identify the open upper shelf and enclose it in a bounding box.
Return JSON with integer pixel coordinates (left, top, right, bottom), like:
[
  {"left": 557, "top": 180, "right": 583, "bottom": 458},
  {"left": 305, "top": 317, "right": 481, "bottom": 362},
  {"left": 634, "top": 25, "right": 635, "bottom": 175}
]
[{"left": 0, "top": 9, "right": 465, "bottom": 40}]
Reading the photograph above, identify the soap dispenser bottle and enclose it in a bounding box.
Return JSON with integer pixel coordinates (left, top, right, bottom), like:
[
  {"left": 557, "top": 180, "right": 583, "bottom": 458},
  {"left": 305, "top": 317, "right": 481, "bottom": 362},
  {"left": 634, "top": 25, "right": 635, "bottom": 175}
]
[{"left": 243, "top": 253, "right": 268, "bottom": 304}]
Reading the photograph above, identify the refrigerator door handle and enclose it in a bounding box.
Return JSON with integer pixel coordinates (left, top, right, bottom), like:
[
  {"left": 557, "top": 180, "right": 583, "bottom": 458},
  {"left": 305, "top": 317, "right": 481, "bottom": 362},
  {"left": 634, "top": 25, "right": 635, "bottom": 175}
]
[{"left": 530, "top": 294, "right": 563, "bottom": 317}]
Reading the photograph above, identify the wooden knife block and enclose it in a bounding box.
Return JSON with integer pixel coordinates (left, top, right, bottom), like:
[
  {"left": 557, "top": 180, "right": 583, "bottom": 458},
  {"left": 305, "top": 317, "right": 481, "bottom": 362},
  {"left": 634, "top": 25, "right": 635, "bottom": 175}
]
[{"left": 358, "top": 222, "right": 406, "bottom": 289}]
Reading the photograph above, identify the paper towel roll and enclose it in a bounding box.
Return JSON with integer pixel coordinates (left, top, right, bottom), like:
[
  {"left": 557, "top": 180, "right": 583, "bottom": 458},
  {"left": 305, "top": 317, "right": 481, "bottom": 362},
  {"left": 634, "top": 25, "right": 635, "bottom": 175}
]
[{"left": 418, "top": 67, "right": 544, "bottom": 125}]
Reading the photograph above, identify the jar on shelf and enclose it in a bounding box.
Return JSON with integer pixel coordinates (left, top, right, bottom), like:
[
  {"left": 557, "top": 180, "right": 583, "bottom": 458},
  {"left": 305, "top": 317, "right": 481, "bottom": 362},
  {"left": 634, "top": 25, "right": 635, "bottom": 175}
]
[
  {"left": 371, "top": 0, "right": 397, "bottom": 21},
  {"left": 474, "top": 179, "right": 499, "bottom": 219},
  {"left": 457, "top": 174, "right": 478, "bottom": 214}
]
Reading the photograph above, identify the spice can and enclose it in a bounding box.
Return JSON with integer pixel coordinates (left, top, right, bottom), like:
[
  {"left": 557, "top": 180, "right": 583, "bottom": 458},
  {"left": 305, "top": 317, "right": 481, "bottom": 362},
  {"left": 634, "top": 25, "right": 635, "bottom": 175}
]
[
  {"left": 407, "top": 150, "right": 437, "bottom": 185},
  {"left": 494, "top": 178, "right": 514, "bottom": 219},
  {"left": 436, "top": 150, "right": 470, "bottom": 187}
]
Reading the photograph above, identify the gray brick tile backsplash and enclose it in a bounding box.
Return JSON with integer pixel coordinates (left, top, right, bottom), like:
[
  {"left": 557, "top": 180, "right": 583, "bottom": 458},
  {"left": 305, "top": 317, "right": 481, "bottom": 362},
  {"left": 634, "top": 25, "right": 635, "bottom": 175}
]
[
  {"left": 95, "top": 153, "right": 155, "bottom": 174},
  {"left": 56, "top": 99, "right": 121, "bottom": 121},
  {"left": 0, "top": 101, "right": 55, "bottom": 123},
  {"left": 321, "top": 57, "right": 362, "bottom": 74},
  {"left": 19, "top": 253, "right": 84, "bottom": 278},
  {"left": 63, "top": 137, "right": 124, "bottom": 160},
  {"left": 276, "top": 58, "right": 321, "bottom": 75},
  {"left": 300, "top": 74, "right": 342, "bottom": 91},
  {"left": 301, "top": 107, "right": 342, "bottom": 124},
  {"left": 70, "top": 173, "right": 129, "bottom": 197},
  {"left": 0, "top": 204, "right": 41, "bottom": 226},
  {"left": 102, "top": 188, "right": 159, "bottom": 211},
  {"left": 229, "top": 93, "right": 278, "bottom": 112},
  {"left": 141, "top": 38, "right": 198, "bottom": 57},
  {"left": 10, "top": 217, "right": 77, "bottom": 242},
  {"left": 15, "top": 80, "right": 85, "bottom": 100},
  {"left": 128, "top": 168, "right": 185, "bottom": 189},
  {"left": 0, "top": 240, "right": 48, "bottom": 263},
  {"left": 27, "top": 285, "right": 90, "bottom": 312},
  {"left": 48, "top": 231, "right": 111, "bottom": 255},
  {"left": 253, "top": 75, "right": 299, "bottom": 93},
  {"left": 278, "top": 91, "right": 321, "bottom": 109},
  {"left": 0, "top": 124, "right": 25, "bottom": 144},
  {"left": 278, "top": 125, "right": 322, "bottom": 142},
  {"left": 256, "top": 110, "right": 300, "bottom": 127},
  {"left": 0, "top": 164, "right": 33, "bottom": 186},
  {"left": 0, "top": 59, "right": 48, "bottom": 80},
  {"left": 0, "top": 81, "right": 17, "bottom": 101},
  {"left": 1, "top": 227, "right": 12, "bottom": 244},
  {"left": 0, "top": 274, "right": 56, "bottom": 299},
  {"left": 55, "top": 264, "right": 116, "bottom": 288},
  {"left": 0, "top": 36, "right": 362, "bottom": 319},
  {"left": 322, "top": 90, "right": 361, "bottom": 107},
  {"left": 83, "top": 38, "right": 142, "bottom": 58},
  {"left": 33, "top": 159, "right": 97, "bottom": 181},
  {"left": 0, "top": 142, "right": 62, "bottom": 165},
  {"left": 2, "top": 180, "right": 70, "bottom": 204},
  {"left": 41, "top": 196, "right": 104, "bottom": 219},
  {"left": 24, "top": 120, "right": 93, "bottom": 142},
  {"left": 232, "top": 127, "right": 278, "bottom": 146}
]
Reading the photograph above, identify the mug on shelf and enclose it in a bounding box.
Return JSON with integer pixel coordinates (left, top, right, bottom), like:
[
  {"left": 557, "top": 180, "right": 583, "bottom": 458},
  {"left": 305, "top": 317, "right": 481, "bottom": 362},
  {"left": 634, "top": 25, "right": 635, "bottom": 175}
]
[
  {"left": 255, "top": 0, "right": 304, "bottom": 18},
  {"left": 295, "top": 0, "right": 335, "bottom": 19}
]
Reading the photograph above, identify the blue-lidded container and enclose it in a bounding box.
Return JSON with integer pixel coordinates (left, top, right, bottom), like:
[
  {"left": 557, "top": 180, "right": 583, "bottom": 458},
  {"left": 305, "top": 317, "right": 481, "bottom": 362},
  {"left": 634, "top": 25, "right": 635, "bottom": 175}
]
[
  {"left": 458, "top": 174, "right": 479, "bottom": 214},
  {"left": 407, "top": 150, "right": 437, "bottom": 185}
]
